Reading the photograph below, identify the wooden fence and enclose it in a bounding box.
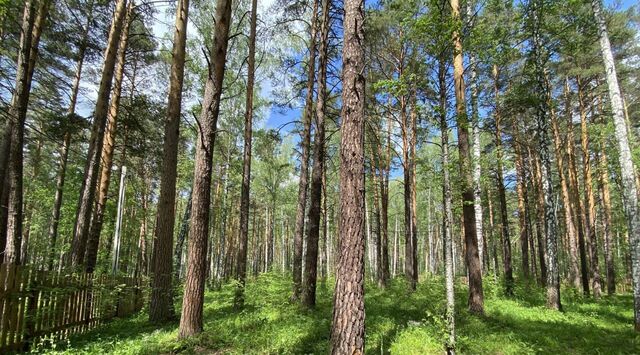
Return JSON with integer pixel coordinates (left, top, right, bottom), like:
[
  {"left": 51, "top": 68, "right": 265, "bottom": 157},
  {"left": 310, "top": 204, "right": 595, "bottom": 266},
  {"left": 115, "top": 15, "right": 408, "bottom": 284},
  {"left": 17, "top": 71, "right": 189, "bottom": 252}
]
[{"left": 0, "top": 263, "right": 144, "bottom": 353}]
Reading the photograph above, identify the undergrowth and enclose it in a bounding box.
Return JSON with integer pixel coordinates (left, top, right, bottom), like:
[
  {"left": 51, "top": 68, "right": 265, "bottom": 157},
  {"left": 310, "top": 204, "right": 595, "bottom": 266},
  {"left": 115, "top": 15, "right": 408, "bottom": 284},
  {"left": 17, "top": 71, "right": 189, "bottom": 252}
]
[{"left": 38, "top": 273, "right": 639, "bottom": 354}]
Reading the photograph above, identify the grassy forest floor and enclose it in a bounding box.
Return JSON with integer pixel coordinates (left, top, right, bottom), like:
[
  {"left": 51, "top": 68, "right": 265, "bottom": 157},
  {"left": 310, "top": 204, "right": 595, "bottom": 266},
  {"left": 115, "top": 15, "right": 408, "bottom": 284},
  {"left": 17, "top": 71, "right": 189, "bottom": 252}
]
[{"left": 40, "top": 273, "right": 639, "bottom": 354}]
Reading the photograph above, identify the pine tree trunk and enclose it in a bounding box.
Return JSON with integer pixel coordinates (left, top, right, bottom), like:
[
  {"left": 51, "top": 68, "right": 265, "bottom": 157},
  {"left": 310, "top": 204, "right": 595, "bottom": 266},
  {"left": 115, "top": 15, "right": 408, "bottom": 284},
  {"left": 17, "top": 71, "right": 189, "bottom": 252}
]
[
  {"left": 234, "top": 0, "right": 257, "bottom": 308},
  {"left": 530, "top": 147, "right": 547, "bottom": 284},
  {"left": 292, "top": 0, "right": 319, "bottom": 301},
  {"left": 2, "top": 0, "right": 36, "bottom": 265},
  {"left": 552, "top": 79, "right": 580, "bottom": 289},
  {"left": 302, "top": 0, "right": 329, "bottom": 307},
  {"left": 565, "top": 80, "right": 590, "bottom": 296},
  {"left": 178, "top": 0, "right": 232, "bottom": 338},
  {"left": 492, "top": 65, "right": 513, "bottom": 294},
  {"left": 531, "top": 0, "right": 560, "bottom": 310},
  {"left": 514, "top": 120, "right": 530, "bottom": 280},
  {"left": 85, "top": 4, "right": 133, "bottom": 273},
  {"left": 451, "top": 0, "right": 483, "bottom": 313},
  {"left": 596, "top": 143, "right": 616, "bottom": 295},
  {"left": 577, "top": 77, "right": 602, "bottom": 298},
  {"left": 330, "top": 0, "right": 366, "bottom": 351},
  {"left": 70, "top": 0, "right": 128, "bottom": 268},
  {"left": 149, "top": 0, "right": 189, "bottom": 323},
  {"left": 592, "top": 0, "right": 640, "bottom": 328}
]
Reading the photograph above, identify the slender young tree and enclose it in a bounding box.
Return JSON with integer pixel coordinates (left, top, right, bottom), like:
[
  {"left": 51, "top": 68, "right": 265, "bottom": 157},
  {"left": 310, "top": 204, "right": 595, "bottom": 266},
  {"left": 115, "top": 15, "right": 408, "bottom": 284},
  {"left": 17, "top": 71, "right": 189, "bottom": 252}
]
[
  {"left": 149, "top": 0, "right": 189, "bottom": 323},
  {"left": 591, "top": 0, "right": 640, "bottom": 329},
  {"left": 178, "top": 0, "right": 232, "bottom": 338},
  {"left": 302, "top": 0, "right": 329, "bottom": 309},
  {"left": 235, "top": 0, "right": 258, "bottom": 309},
  {"left": 450, "top": 0, "right": 483, "bottom": 314},
  {"left": 330, "top": 0, "right": 365, "bottom": 352},
  {"left": 292, "top": 0, "right": 319, "bottom": 301},
  {"left": 46, "top": 1, "right": 94, "bottom": 271}
]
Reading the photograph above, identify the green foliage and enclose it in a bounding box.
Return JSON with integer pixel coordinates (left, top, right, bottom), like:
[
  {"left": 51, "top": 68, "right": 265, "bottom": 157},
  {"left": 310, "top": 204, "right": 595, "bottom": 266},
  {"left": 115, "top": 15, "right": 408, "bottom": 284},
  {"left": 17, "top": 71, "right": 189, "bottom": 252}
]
[{"left": 40, "top": 275, "right": 639, "bottom": 354}]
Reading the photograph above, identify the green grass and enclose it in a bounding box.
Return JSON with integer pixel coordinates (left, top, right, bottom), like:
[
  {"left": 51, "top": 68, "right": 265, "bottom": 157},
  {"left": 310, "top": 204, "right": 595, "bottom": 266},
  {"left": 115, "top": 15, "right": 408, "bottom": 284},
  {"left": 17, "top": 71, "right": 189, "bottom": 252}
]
[{"left": 38, "top": 273, "right": 640, "bottom": 354}]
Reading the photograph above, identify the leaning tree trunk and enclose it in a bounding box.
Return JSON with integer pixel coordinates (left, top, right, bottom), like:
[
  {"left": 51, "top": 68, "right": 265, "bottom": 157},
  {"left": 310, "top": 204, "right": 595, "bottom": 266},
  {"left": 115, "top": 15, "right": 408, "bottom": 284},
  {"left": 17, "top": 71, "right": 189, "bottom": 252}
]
[
  {"left": 234, "top": 0, "right": 257, "bottom": 309},
  {"left": 451, "top": 0, "right": 483, "bottom": 314},
  {"left": 330, "top": 0, "right": 365, "bottom": 352},
  {"left": 70, "top": 0, "right": 128, "bottom": 268},
  {"left": 531, "top": 0, "right": 561, "bottom": 311},
  {"left": 149, "top": 0, "right": 189, "bottom": 323},
  {"left": 292, "top": 0, "right": 319, "bottom": 301},
  {"left": 592, "top": 0, "right": 640, "bottom": 329},
  {"left": 178, "top": 0, "right": 232, "bottom": 338},
  {"left": 302, "top": 0, "right": 329, "bottom": 308},
  {"left": 85, "top": 4, "right": 133, "bottom": 273}
]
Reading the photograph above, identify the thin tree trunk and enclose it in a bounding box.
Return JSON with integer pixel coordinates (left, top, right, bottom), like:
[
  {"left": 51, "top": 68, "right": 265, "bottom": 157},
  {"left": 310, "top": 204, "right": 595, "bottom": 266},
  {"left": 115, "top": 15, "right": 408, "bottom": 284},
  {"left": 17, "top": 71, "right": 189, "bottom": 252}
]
[
  {"left": 514, "top": 120, "right": 530, "bottom": 280},
  {"left": 530, "top": 146, "right": 547, "bottom": 284},
  {"left": 577, "top": 76, "right": 602, "bottom": 298},
  {"left": 592, "top": 0, "right": 640, "bottom": 328},
  {"left": 178, "top": 0, "right": 232, "bottom": 338},
  {"left": 70, "top": 0, "right": 128, "bottom": 267},
  {"left": 149, "top": 0, "right": 189, "bottom": 323},
  {"left": 330, "top": 0, "right": 366, "bottom": 351},
  {"left": 596, "top": 144, "right": 616, "bottom": 294},
  {"left": 48, "top": 4, "right": 93, "bottom": 270},
  {"left": 492, "top": 65, "right": 513, "bottom": 294},
  {"left": 439, "top": 54, "right": 456, "bottom": 353},
  {"left": 565, "top": 80, "right": 590, "bottom": 296},
  {"left": 234, "top": 0, "right": 257, "bottom": 308},
  {"left": 292, "top": 0, "right": 319, "bottom": 301},
  {"left": 551, "top": 79, "right": 580, "bottom": 288}
]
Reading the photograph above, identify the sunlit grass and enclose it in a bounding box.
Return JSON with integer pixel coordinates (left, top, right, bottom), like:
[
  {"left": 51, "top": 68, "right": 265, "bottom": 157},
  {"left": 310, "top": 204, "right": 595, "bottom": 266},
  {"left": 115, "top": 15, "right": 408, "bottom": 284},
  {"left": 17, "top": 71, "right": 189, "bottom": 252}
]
[{"left": 39, "top": 273, "right": 639, "bottom": 354}]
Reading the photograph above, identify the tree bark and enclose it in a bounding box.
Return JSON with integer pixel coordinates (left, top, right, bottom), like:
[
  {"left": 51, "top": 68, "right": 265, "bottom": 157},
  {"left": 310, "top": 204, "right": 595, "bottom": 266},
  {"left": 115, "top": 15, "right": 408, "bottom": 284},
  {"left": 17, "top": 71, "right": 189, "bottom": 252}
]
[
  {"left": 178, "top": 0, "right": 232, "bottom": 338},
  {"left": 70, "top": 0, "right": 128, "bottom": 268},
  {"left": 596, "top": 141, "right": 616, "bottom": 295},
  {"left": 330, "top": 0, "right": 366, "bottom": 351},
  {"left": 149, "top": 0, "right": 189, "bottom": 323},
  {"left": 292, "top": 0, "right": 319, "bottom": 301},
  {"left": 451, "top": 0, "right": 483, "bottom": 314},
  {"left": 592, "top": 0, "right": 640, "bottom": 328},
  {"left": 234, "top": 0, "right": 257, "bottom": 309}
]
